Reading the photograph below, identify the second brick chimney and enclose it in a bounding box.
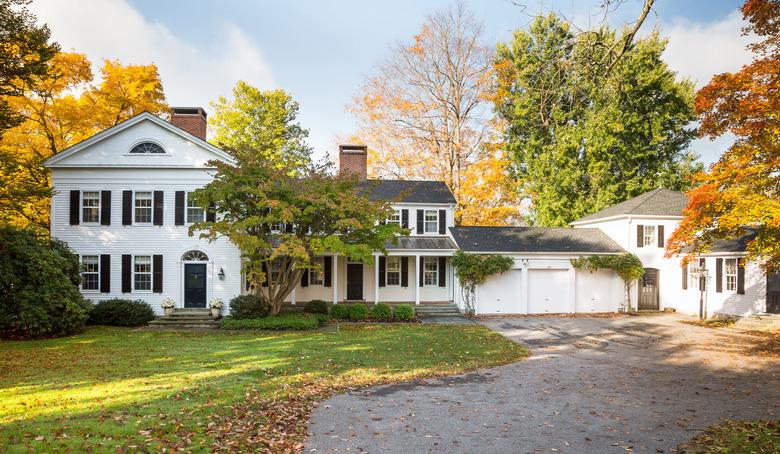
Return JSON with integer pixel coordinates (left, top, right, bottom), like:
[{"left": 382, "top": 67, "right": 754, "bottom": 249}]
[
  {"left": 170, "top": 107, "right": 207, "bottom": 140},
  {"left": 338, "top": 144, "right": 368, "bottom": 179}
]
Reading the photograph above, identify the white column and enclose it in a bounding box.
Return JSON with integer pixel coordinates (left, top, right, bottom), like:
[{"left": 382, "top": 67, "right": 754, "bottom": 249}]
[
  {"left": 291, "top": 287, "right": 296, "bottom": 305},
  {"left": 332, "top": 255, "right": 338, "bottom": 304},
  {"left": 415, "top": 254, "right": 421, "bottom": 305},
  {"left": 521, "top": 260, "right": 529, "bottom": 314},
  {"left": 374, "top": 254, "right": 380, "bottom": 304}
]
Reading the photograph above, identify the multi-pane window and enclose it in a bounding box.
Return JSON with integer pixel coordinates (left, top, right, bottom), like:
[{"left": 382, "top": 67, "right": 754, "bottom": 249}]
[
  {"left": 424, "top": 210, "right": 438, "bottom": 233},
  {"left": 725, "top": 258, "right": 738, "bottom": 291},
  {"left": 134, "top": 192, "right": 152, "bottom": 223},
  {"left": 423, "top": 257, "right": 438, "bottom": 286},
  {"left": 643, "top": 225, "right": 656, "bottom": 247},
  {"left": 186, "top": 193, "right": 205, "bottom": 224},
  {"left": 82, "top": 191, "right": 100, "bottom": 223},
  {"left": 688, "top": 261, "right": 700, "bottom": 289},
  {"left": 270, "top": 222, "right": 285, "bottom": 233},
  {"left": 134, "top": 255, "right": 152, "bottom": 291},
  {"left": 81, "top": 255, "right": 99, "bottom": 291},
  {"left": 386, "top": 256, "right": 400, "bottom": 286},
  {"left": 386, "top": 210, "right": 401, "bottom": 226},
  {"left": 309, "top": 257, "right": 324, "bottom": 286},
  {"left": 269, "top": 260, "right": 281, "bottom": 285}
]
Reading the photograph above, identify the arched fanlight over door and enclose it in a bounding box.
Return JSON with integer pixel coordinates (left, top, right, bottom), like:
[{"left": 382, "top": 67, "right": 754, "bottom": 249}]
[{"left": 182, "top": 250, "right": 209, "bottom": 261}]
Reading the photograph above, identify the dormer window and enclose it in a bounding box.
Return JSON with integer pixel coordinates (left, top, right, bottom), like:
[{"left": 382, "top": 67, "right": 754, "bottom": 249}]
[{"left": 129, "top": 142, "right": 165, "bottom": 154}]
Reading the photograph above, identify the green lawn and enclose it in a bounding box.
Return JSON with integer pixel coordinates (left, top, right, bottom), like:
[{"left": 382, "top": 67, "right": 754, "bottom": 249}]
[{"left": 0, "top": 324, "right": 527, "bottom": 452}]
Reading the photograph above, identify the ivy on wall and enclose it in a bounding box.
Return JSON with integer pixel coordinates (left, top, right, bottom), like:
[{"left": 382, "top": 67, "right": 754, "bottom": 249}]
[
  {"left": 452, "top": 251, "right": 514, "bottom": 315},
  {"left": 570, "top": 253, "right": 645, "bottom": 311}
]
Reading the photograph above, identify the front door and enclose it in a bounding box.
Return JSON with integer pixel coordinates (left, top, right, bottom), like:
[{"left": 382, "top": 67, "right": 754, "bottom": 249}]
[
  {"left": 638, "top": 268, "right": 659, "bottom": 311},
  {"left": 347, "top": 263, "right": 363, "bottom": 300},
  {"left": 184, "top": 263, "right": 207, "bottom": 308},
  {"left": 767, "top": 270, "right": 780, "bottom": 314}
]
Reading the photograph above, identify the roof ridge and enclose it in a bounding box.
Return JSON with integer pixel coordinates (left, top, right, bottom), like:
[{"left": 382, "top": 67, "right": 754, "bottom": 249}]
[{"left": 627, "top": 187, "right": 668, "bottom": 214}]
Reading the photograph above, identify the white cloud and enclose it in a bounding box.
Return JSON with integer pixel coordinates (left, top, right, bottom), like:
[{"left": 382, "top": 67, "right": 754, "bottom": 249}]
[
  {"left": 661, "top": 10, "right": 754, "bottom": 88},
  {"left": 29, "top": 0, "right": 274, "bottom": 111}
]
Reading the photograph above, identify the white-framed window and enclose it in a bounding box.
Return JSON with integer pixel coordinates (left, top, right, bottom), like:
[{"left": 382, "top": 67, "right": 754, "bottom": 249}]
[
  {"left": 186, "top": 193, "right": 205, "bottom": 224},
  {"left": 133, "top": 255, "right": 152, "bottom": 291},
  {"left": 386, "top": 210, "right": 401, "bottom": 226},
  {"left": 129, "top": 141, "right": 165, "bottom": 154},
  {"left": 643, "top": 225, "right": 656, "bottom": 247},
  {"left": 82, "top": 191, "right": 100, "bottom": 224},
  {"left": 424, "top": 210, "right": 438, "bottom": 233},
  {"left": 688, "top": 261, "right": 700, "bottom": 289},
  {"left": 269, "top": 260, "right": 281, "bottom": 285},
  {"left": 270, "top": 222, "right": 286, "bottom": 233},
  {"left": 309, "top": 257, "right": 324, "bottom": 286},
  {"left": 423, "top": 257, "right": 438, "bottom": 286},
  {"left": 134, "top": 191, "right": 152, "bottom": 224},
  {"left": 725, "top": 258, "right": 738, "bottom": 291},
  {"left": 81, "top": 255, "right": 99, "bottom": 291},
  {"left": 386, "top": 256, "right": 401, "bottom": 286}
]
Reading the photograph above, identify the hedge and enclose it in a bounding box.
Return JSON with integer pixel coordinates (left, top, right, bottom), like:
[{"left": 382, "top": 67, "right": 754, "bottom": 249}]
[
  {"left": 88, "top": 299, "right": 155, "bottom": 327},
  {"left": 229, "top": 294, "right": 270, "bottom": 319},
  {"left": 220, "top": 313, "right": 321, "bottom": 330}
]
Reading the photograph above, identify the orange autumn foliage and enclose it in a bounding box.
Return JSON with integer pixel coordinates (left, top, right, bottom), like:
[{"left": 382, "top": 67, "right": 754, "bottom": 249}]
[{"left": 666, "top": 0, "right": 780, "bottom": 269}]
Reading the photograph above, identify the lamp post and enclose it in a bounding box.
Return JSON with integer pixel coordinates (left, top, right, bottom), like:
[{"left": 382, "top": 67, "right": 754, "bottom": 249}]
[{"left": 698, "top": 262, "right": 707, "bottom": 320}]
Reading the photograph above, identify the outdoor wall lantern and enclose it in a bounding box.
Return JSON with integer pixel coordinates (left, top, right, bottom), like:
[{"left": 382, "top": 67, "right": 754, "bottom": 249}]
[{"left": 218, "top": 267, "right": 225, "bottom": 280}]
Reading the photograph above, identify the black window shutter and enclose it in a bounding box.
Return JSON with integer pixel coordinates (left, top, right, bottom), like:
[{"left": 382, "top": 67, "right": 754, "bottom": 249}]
[
  {"left": 175, "top": 191, "right": 185, "bottom": 226},
  {"left": 121, "top": 254, "right": 131, "bottom": 293},
  {"left": 152, "top": 255, "right": 163, "bottom": 293},
  {"left": 301, "top": 266, "right": 309, "bottom": 287},
  {"left": 438, "top": 209, "right": 446, "bottom": 234},
  {"left": 682, "top": 263, "right": 688, "bottom": 290},
  {"left": 737, "top": 260, "right": 745, "bottom": 294},
  {"left": 401, "top": 257, "right": 409, "bottom": 287},
  {"left": 100, "top": 254, "right": 110, "bottom": 293},
  {"left": 153, "top": 191, "right": 164, "bottom": 226},
  {"left": 100, "top": 191, "right": 111, "bottom": 225},
  {"left": 122, "top": 191, "right": 132, "bottom": 225},
  {"left": 323, "top": 256, "right": 332, "bottom": 288},
  {"left": 401, "top": 209, "right": 409, "bottom": 229},
  {"left": 636, "top": 224, "right": 644, "bottom": 248},
  {"left": 70, "top": 190, "right": 80, "bottom": 225},
  {"left": 378, "top": 256, "right": 386, "bottom": 287},
  {"left": 716, "top": 258, "right": 723, "bottom": 293},
  {"left": 262, "top": 262, "right": 269, "bottom": 287},
  {"left": 438, "top": 256, "right": 446, "bottom": 287},
  {"left": 206, "top": 205, "right": 216, "bottom": 222},
  {"left": 419, "top": 258, "right": 424, "bottom": 287},
  {"left": 657, "top": 225, "right": 665, "bottom": 248},
  {"left": 285, "top": 223, "right": 293, "bottom": 233},
  {"left": 416, "top": 210, "right": 424, "bottom": 234}
]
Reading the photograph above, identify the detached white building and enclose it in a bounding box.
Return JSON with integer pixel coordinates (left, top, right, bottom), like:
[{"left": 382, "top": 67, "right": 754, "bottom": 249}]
[{"left": 45, "top": 108, "right": 778, "bottom": 319}]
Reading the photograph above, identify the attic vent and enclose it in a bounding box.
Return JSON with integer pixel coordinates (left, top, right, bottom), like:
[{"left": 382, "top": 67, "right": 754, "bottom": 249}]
[{"left": 129, "top": 142, "right": 165, "bottom": 154}]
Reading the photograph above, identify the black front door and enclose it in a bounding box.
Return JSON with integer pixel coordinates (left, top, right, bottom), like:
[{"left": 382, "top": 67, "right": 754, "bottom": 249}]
[
  {"left": 184, "top": 263, "right": 207, "bottom": 308},
  {"left": 638, "top": 268, "right": 659, "bottom": 311},
  {"left": 768, "top": 270, "right": 780, "bottom": 314},
  {"left": 347, "top": 263, "right": 363, "bottom": 300}
]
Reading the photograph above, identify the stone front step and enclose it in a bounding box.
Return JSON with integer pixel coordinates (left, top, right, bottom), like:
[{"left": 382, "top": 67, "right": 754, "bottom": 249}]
[
  {"left": 148, "top": 308, "right": 220, "bottom": 329},
  {"left": 415, "top": 303, "right": 461, "bottom": 317}
]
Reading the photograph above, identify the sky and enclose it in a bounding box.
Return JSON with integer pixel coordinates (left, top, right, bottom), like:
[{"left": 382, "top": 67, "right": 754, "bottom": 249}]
[{"left": 30, "top": 0, "right": 754, "bottom": 166}]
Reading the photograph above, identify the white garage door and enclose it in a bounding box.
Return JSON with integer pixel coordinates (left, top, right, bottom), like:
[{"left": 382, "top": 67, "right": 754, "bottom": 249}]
[
  {"left": 576, "top": 269, "right": 620, "bottom": 313},
  {"left": 527, "top": 269, "right": 571, "bottom": 314},
  {"left": 477, "top": 270, "right": 522, "bottom": 314}
]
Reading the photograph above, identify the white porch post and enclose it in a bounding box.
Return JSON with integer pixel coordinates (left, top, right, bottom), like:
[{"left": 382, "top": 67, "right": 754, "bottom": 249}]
[
  {"left": 332, "top": 255, "right": 338, "bottom": 304},
  {"left": 291, "top": 287, "right": 296, "bottom": 305},
  {"left": 415, "top": 254, "right": 421, "bottom": 305},
  {"left": 374, "top": 254, "right": 380, "bottom": 304}
]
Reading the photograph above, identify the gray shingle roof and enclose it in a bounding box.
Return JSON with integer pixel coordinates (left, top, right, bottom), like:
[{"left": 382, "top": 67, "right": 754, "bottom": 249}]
[
  {"left": 360, "top": 179, "right": 456, "bottom": 204},
  {"left": 386, "top": 236, "right": 458, "bottom": 251},
  {"left": 704, "top": 228, "right": 757, "bottom": 253},
  {"left": 573, "top": 188, "right": 688, "bottom": 223},
  {"left": 450, "top": 226, "right": 625, "bottom": 254}
]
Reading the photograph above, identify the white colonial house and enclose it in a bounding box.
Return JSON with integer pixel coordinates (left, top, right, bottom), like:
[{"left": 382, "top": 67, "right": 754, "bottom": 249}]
[{"left": 45, "top": 107, "right": 778, "bottom": 320}]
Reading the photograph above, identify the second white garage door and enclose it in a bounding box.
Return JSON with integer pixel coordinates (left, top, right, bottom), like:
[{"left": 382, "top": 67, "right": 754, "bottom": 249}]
[{"left": 527, "top": 269, "right": 571, "bottom": 314}]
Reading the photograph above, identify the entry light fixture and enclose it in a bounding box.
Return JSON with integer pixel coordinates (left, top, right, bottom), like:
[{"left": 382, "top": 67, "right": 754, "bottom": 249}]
[{"left": 218, "top": 267, "right": 225, "bottom": 280}]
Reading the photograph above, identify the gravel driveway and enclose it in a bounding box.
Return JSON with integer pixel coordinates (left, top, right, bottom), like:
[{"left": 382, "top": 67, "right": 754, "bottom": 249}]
[{"left": 306, "top": 314, "right": 780, "bottom": 453}]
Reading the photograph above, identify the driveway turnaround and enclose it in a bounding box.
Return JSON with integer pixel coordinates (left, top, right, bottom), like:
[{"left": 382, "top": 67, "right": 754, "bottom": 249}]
[{"left": 306, "top": 314, "right": 780, "bottom": 453}]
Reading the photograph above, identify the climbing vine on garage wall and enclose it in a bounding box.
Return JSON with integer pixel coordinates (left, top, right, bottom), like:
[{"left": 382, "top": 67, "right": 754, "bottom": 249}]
[
  {"left": 452, "top": 251, "right": 514, "bottom": 315},
  {"left": 570, "top": 253, "right": 645, "bottom": 312}
]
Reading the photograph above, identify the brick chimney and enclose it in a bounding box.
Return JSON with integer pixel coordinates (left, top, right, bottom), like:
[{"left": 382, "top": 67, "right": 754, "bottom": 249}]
[
  {"left": 338, "top": 144, "right": 368, "bottom": 179},
  {"left": 170, "top": 107, "right": 207, "bottom": 140}
]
